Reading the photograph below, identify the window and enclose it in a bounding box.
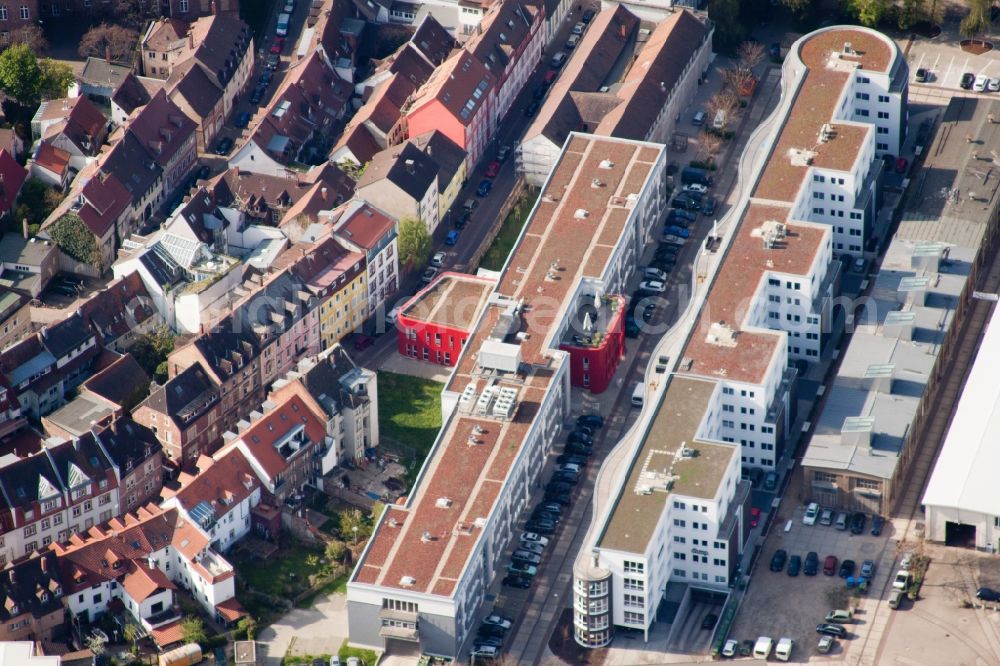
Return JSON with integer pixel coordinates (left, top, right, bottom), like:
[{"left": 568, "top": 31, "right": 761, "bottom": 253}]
[
  {"left": 623, "top": 593, "right": 644, "bottom": 608},
  {"left": 18, "top": 4, "right": 26, "bottom": 19},
  {"left": 623, "top": 577, "right": 644, "bottom": 591},
  {"left": 623, "top": 611, "right": 645, "bottom": 625},
  {"left": 178, "top": 0, "right": 189, "bottom": 10},
  {"left": 877, "top": 142, "right": 889, "bottom": 151},
  {"left": 674, "top": 552, "right": 686, "bottom": 560},
  {"left": 855, "top": 478, "right": 881, "bottom": 490},
  {"left": 673, "top": 519, "right": 686, "bottom": 527},
  {"left": 855, "top": 92, "right": 869, "bottom": 100},
  {"left": 878, "top": 94, "right": 890, "bottom": 103},
  {"left": 813, "top": 174, "right": 825, "bottom": 183},
  {"left": 855, "top": 108, "right": 870, "bottom": 117},
  {"left": 623, "top": 560, "right": 644, "bottom": 574},
  {"left": 877, "top": 111, "right": 890, "bottom": 119},
  {"left": 23, "top": 525, "right": 35, "bottom": 537},
  {"left": 0, "top": 7, "right": 7, "bottom": 20},
  {"left": 877, "top": 126, "right": 889, "bottom": 134},
  {"left": 815, "top": 471, "right": 837, "bottom": 483},
  {"left": 812, "top": 192, "right": 824, "bottom": 200},
  {"left": 856, "top": 76, "right": 870, "bottom": 84},
  {"left": 672, "top": 501, "right": 686, "bottom": 510}
]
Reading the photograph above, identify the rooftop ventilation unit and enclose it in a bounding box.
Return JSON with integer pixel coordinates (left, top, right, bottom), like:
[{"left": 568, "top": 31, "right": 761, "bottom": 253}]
[
  {"left": 819, "top": 123, "right": 835, "bottom": 142},
  {"left": 752, "top": 219, "right": 787, "bottom": 249},
  {"left": 706, "top": 321, "right": 738, "bottom": 347},
  {"left": 421, "top": 531, "right": 434, "bottom": 542},
  {"left": 842, "top": 41, "right": 854, "bottom": 55},
  {"left": 435, "top": 497, "right": 453, "bottom": 508},
  {"left": 591, "top": 178, "right": 604, "bottom": 188},
  {"left": 598, "top": 159, "right": 614, "bottom": 169},
  {"left": 475, "top": 386, "right": 497, "bottom": 415},
  {"left": 841, "top": 416, "right": 874, "bottom": 450},
  {"left": 400, "top": 575, "right": 416, "bottom": 586},
  {"left": 574, "top": 208, "right": 589, "bottom": 219},
  {"left": 789, "top": 148, "right": 816, "bottom": 166},
  {"left": 459, "top": 383, "right": 478, "bottom": 409},
  {"left": 883, "top": 310, "right": 916, "bottom": 341}
]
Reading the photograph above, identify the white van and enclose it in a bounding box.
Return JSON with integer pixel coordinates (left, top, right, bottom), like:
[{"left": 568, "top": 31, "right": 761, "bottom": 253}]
[
  {"left": 753, "top": 636, "right": 774, "bottom": 659},
  {"left": 276, "top": 13, "right": 291, "bottom": 36},
  {"left": 775, "top": 637, "right": 793, "bottom": 661},
  {"left": 713, "top": 109, "right": 727, "bottom": 130},
  {"left": 631, "top": 382, "right": 644, "bottom": 408}
]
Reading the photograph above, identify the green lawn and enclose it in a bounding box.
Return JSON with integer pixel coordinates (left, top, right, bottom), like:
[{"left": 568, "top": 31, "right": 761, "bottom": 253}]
[
  {"left": 378, "top": 372, "right": 444, "bottom": 456},
  {"left": 479, "top": 188, "right": 540, "bottom": 271},
  {"left": 233, "top": 542, "right": 325, "bottom": 600}
]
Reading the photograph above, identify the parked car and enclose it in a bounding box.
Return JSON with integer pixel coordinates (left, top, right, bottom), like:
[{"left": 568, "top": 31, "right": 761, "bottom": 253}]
[
  {"left": 915, "top": 67, "right": 928, "bottom": 82},
  {"left": 683, "top": 183, "right": 708, "bottom": 194},
  {"left": 352, "top": 335, "right": 374, "bottom": 352},
  {"left": 663, "top": 234, "right": 686, "bottom": 246},
  {"left": 834, "top": 511, "right": 849, "bottom": 530},
  {"left": 817, "top": 635, "right": 835, "bottom": 654},
  {"left": 803, "top": 502, "right": 819, "bottom": 525},
  {"left": 871, "top": 515, "right": 885, "bottom": 536},
  {"left": 550, "top": 52, "right": 567, "bottom": 69},
  {"left": 485, "top": 161, "right": 501, "bottom": 178},
  {"left": 838, "top": 559, "right": 855, "bottom": 578},
  {"left": 692, "top": 110, "right": 706, "bottom": 126},
  {"left": 571, "top": 21, "right": 585, "bottom": 34},
  {"left": 482, "top": 614, "right": 512, "bottom": 630},
  {"left": 670, "top": 208, "right": 698, "bottom": 222},
  {"left": 804, "top": 551, "right": 819, "bottom": 576},
  {"left": 823, "top": 555, "right": 838, "bottom": 576},
  {"left": 524, "top": 519, "right": 555, "bottom": 535},
  {"left": 639, "top": 280, "right": 666, "bottom": 294},
  {"left": 977, "top": 587, "right": 1000, "bottom": 602},
  {"left": 815, "top": 623, "right": 847, "bottom": 638},
  {"left": 565, "top": 34, "right": 580, "bottom": 49},
  {"left": 507, "top": 562, "right": 537, "bottom": 576},
  {"left": 825, "top": 609, "right": 854, "bottom": 624},
  {"left": 567, "top": 431, "right": 592, "bottom": 446},
  {"left": 250, "top": 85, "right": 266, "bottom": 104},
  {"left": 445, "top": 230, "right": 460, "bottom": 246},
  {"left": 503, "top": 573, "right": 531, "bottom": 589},
  {"left": 850, "top": 512, "right": 866, "bottom": 535},
  {"left": 750, "top": 507, "right": 761, "bottom": 528},
  {"left": 497, "top": 144, "right": 511, "bottom": 161},
  {"left": 477, "top": 179, "right": 492, "bottom": 196},
  {"left": 664, "top": 225, "right": 689, "bottom": 239},
  {"left": 787, "top": 554, "right": 801, "bottom": 577},
  {"left": 769, "top": 549, "right": 787, "bottom": 572},
  {"left": 471, "top": 646, "right": 499, "bottom": 660},
  {"left": 213, "top": 137, "right": 234, "bottom": 155},
  {"left": 722, "top": 639, "right": 739, "bottom": 657},
  {"left": 893, "top": 570, "right": 911, "bottom": 590},
  {"left": 900, "top": 552, "right": 913, "bottom": 570},
  {"left": 473, "top": 636, "right": 503, "bottom": 649},
  {"left": 702, "top": 196, "right": 717, "bottom": 216},
  {"left": 431, "top": 251, "right": 446, "bottom": 267},
  {"left": 234, "top": 111, "right": 251, "bottom": 128},
  {"left": 520, "top": 532, "right": 549, "bottom": 547},
  {"left": 512, "top": 550, "right": 541, "bottom": 565},
  {"left": 974, "top": 74, "right": 990, "bottom": 92},
  {"left": 582, "top": 8, "right": 595, "bottom": 22},
  {"left": 577, "top": 414, "right": 604, "bottom": 429},
  {"left": 961, "top": 72, "right": 976, "bottom": 89},
  {"left": 518, "top": 541, "right": 545, "bottom": 555},
  {"left": 861, "top": 560, "right": 876, "bottom": 579},
  {"left": 701, "top": 613, "right": 718, "bottom": 630},
  {"left": 764, "top": 471, "right": 778, "bottom": 491},
  {"left": 421, "top": 267, "right": 439, "bottom": 284}
]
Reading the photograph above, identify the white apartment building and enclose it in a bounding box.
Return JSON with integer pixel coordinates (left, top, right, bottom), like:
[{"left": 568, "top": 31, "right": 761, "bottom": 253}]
[{"left": 347, "top": 134, "right": 666, "bottom": 659}]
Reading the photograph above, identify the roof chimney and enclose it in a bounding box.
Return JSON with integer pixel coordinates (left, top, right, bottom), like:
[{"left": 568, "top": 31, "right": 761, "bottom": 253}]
[
  {"left": 40, "top": 557, "right": 47, "bottom": 574},
  {"left": 22, "top": 218, "right": 28, "bottom": 239},
  {"left": 404, "top": 159, "right": 415, "bottom": 174},
  {"left": 188, "top": 31, "right": 194, "bottom": 50}
]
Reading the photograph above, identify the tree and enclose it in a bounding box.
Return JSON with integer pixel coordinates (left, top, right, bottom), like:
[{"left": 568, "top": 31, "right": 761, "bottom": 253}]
[
  {"left": 340, "top": 160, "right": 368, "bottom": 181},
  {"left": 38, "top": 59, "right": 76, "bottom": 101},
  {"left": 847, "top": 0, "right": 890, "bottom": 27},
  {"left": 79, "top": 23, "right": 140, "bottom": 63},
  {"left": 0, "top": 44, "right": 41, "bottom": 106},
  {"left": 9, "top": 25, "right": 47, "bottom": 54},
  {"left": 961, "top": 0, "right": 992, "bottom": 45},
  {"left": 14, "top": 178, "right": 62, "bottom": 233},
  {"left": 123, "top": 623, "right": 140, "bottom": 655},
  {"left": 737, "top": 41, "right": 765, "bottom": 75},
  {"left": 696, "top": 131, "right": 724, "bottom": 163},
  {"left": 49, "top": 213, "right": 103, "bottom": 269},
  {"left": 130, "top": 325, "right": 176, "bottom": 383},
  {"left": 236, "top": 616, "right": 258, "bottom": 640},
  {"left": 325, "top": 540, "right": 348, "bottom": 563},
  {"left": 180, "top": 616, "right": 207, "bottom": 645},
  {"left": 706, "top": 90, "right": 739, "bottom": 132},
  {"left": 84, "top": 633, "right": 107, "bottom": 657},
  {"left": 397, "top": 218, "right": 431, "bottom": 269},
  {"left": 707, "top": 0, "right": 745, "bottom": 54}
]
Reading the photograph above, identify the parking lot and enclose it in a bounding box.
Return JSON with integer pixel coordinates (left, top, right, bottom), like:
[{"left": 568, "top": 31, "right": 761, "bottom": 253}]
[{"left": 728, "top": 504, "right": 902, "bottom": 662}]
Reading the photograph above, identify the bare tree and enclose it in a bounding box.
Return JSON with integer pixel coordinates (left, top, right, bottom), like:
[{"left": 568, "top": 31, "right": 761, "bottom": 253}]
[
  {"left": 722, "top": 67, "right": 755, "bottom": 96},
  {"left": 706, "top": 90, "right": 739, "bottom": 131},
  {"left": 9, "top": 25, "right": 47, "bottom": 55},
  {"left": 737, "top": 40, "right": 765, "bottom": 74},
  {"left": 79, "top": 23, "right": 139, "bottom": 64},
  {"left": 696, "top": 131, "right": 724, "bottom": 162}
]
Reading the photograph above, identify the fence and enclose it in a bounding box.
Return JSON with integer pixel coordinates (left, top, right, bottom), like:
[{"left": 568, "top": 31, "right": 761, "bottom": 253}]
[{"left": 468, "top": 177, "right": 528, "bottom": 272}]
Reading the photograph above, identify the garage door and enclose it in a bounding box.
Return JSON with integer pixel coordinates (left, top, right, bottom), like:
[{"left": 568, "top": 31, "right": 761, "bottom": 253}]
[{"left": 945, "top": 521, "right": 977, "bottom": 548}]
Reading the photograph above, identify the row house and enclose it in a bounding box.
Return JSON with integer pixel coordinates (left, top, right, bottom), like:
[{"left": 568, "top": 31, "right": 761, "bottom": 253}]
[
  {"left": 141, "top": 18, "right": 189, "bottom": 79},
  {"left": 0, "top": 434, "right": 119, "bottom": 564},
  {"left": 229, "top": 50, "right": 350, "bottom": 177},
  {"left": 355, "top": 142, "right": 439, "bottom": 233},
  {"left": 220, "top": 392, "right": 329, "bottom": 504},
  {"left": 160, "top": 447, "right": 262, "bottom": 554},
  {"left": 0, "top": 313, "right": 99, "bottom": 419},
  {"left": 0, "top": 150, "right": 26, "bottom": 222},
  {"left": 40, "top": 0, "right": 238, "bottom": 20},
  {"left": 75, "top": 272, "right": 161, "bottom": 353},
  {"left": 271, "top": 238, "right": 364, "bottom": 351},
  {"left": 78, "top": 353, "right": 151, "bottom": 416},
  {"left": 465, "top": 0, "right": 542, "bottom": 123},
  {"left": 406, "top": 130, "right": 466, "bottom": 223},
  {"left": 327, "top": 199, "right": 399, "bottom": 319},
  {"left": 123, "top": 89, "right": 198, "bottom": 195},
  {"left": 95, "top": 418, "right": 164, "bottom": 515},
  {"left": 52, "top": 503, "right": 245, "bottom": 637},
  {"left": 0, "top": 289, "right": 32, "bottom": 354},
  {"left": 133, "top": 362, "right": 222, "bottom": 467},
  {"left": 269, "top": 344, "right": 379, "bottom": 466},
  {"left": 0, "top": 551, "right": 65, "bottom": 644},
  {"left": 158, "top": 15, "right": 256, "bottom": 152},
  {"left": 110, "top": 73, "right": 165, "bottom": 127},
  {"left": 216, "top": 164, "right": 354, "bottom": 228},
  {"left": 404, "top": 49, "right": 495, "bottom": 170}
]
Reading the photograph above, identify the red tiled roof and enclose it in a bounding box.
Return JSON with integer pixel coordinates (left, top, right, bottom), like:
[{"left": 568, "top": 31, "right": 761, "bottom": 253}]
[
  {"left": 166, "top": 447, "right": 260, "bottom": 519},
  {"left": 0, "top": 150, "right": 27, "bottom": 211},
  {"left": 122, "top": 561, "right": 175, "bottom": 603},
  {"left": 407, "top": 49, "right": 493, "bottom": 127},
  {"left": 34, "top": 143, "right": 71, "bottom": 176},
  {"left": 215, "top": 597, "right": 247, "bottom": 622},
  {"left": 232, "top": 393, "right": 327, "bottom": 479},
  {"left": 329, "top": 199, "right": 397, "bottom": 250},
  {"left": 124, "top": 89, "right": 196, "bottom": 168},
  {"left": 150, "top": 619, "right": 185, "bottom": 647}
]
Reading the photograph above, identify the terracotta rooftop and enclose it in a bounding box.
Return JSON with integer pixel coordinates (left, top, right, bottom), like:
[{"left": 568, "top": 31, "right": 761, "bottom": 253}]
[
  {"left": 400, "top": 272, "right": 495, "bottom": 331},
  {"left": 755, "top": 28, "right": 893, "bottom": 202},
  {"left": 353, "top": 134, "right": 663, "bottom": 597},
  {"left": 681, "top": 204, "right": 828, "bottom": 384},
  {"left": 328, "top": 199, "right": 398, "bottom": 251}
]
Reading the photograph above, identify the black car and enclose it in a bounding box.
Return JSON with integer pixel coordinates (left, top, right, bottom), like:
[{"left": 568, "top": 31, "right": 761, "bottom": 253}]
[
  {"left": 557, "top": 453, "right": 588, "bottom": 465},
  {"left": 665, "top": 216, "right": 690, "bottom": 229},
  {"left": 816, "top": 623, "right": 847, "bottom": 638},
  {"left": 672, "top": 196, "right": 701, "bottom": 211},
  {"left": 474, "top": 636, "right": 503, "bottom": 649},
  {"left": 624, "top": 315, "right": 640, "bottom": 338},
  {"left": 871, "top": 515, "right": 884, "bottom": 536},
  {"left": 543, "top": 492, "right": 571, "bottom": 506},
  {"left": 477, "top": 624, "right": 506, "bottom": 638},
  {"left": 702, "top": 196, "right": 718, "bottom": 216},
  {"left": 546, "top": 480, "right": 573, "bottom": 493},
  {"left": 565, "top": 444, "right": 593, "bottom": 456},
  {"left": 701, "top": 613, "right": 718, "bottom": 630},
  {"left": 804, "top": 551, "right": 819, "bottom": 576},
  {"left": 537, "top": 501, "right": 564, "bottom": 516},
  {"left": 839, "top": 559, "right": 856, "bottom": 578},
  {"left": 194, "top": 165, "right": 211, "bottom": 181},
  {"left": 568, "top": 431, "right": 592, "bottom": 446},
  {"left": 524, "top": 519, "right": 555, "bottom": 535},
  {"left": 582, "top": 8, "right": 596, "bottom": 22},
  {"left": 977, "top": 587, "right": 1000, "bottom": 602},
  {"left": 532, "top": 510, "right": 560, "bottom": 524},
  {"left": 961, "top": 72, "right": 976, "bottom": 89},
  {"left": 915, "top": 67, "right": 928, "bottom": 82},
  {"left": 503, "top": 574, "right": 531, "bottom": 589},
  {"left": 533, "top": 85, "right": 547, "bottom": 100},
  {"left": 525, "top": 100, "right": 541, "bottom": 117},
  {"left": 552, "top": 472, "right": 578, "bottom": 485},
  {"left": 577, "top": 414, "right": 604, "bottom": 429},
  {"left": 787, "top": 554, "right": 801, "bottom": 576},
  {"left": 850, "top": 512, "right": 866, "bottom": 535},
  {"left": 769, "top": 548, "right": 787, "bottom": 572},
  {"left": 249, "top": 86, "right": 265, "bottom": 104},
  {"left": 214, "top": 137, "right": 233, "bottom": 155}
]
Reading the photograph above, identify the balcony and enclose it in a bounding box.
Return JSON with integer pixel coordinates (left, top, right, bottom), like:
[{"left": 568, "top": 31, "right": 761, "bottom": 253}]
[
  {"left": 560, "top": 295, "right": 623, "bottom": 349},
  {"left": 379, "top": 608, "right": 418, "bottom": 622},
  {"left": 379, "top": 624, "right": 419, "bottom": 641},
  {"left": 144, "top": 606, "right": 181, "bottom": 629},
  {"left": 197, "top": 549, "right": 234, "bottom": 578}
]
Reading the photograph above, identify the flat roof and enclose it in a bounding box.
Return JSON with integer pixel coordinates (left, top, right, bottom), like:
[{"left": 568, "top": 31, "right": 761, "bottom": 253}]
[
  {"left": 44, "top": 393, "right": 115, "bottom": 437},
  {"left": 599, "top": 375, "right": 736, "bottom": 553},
  {"left": 802, "top": 96, "right": 994, "bottom": 481},
  {"left": 353, "top": 134, "right": 663, "bottom": 597},
  {"left": 681, "top": 204, "right": 827, "bottom": 384},
  {"left": 922, "top": 302, "right": 1000, "bottom": 515},
  {"left": 754, "top": 27, "right": 893, "bottom": 203},
  {"left": 400, "top": 273, "right": 495, "bottom": 331}
]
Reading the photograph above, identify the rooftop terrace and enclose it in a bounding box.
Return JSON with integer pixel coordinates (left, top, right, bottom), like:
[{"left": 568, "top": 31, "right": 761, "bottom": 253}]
[{"left": 401, "top": 273, "right": 495, "bottom": 331}]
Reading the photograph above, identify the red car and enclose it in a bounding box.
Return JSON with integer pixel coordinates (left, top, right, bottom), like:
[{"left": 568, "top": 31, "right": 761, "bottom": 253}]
[
  {"left": 895, "top": 157, "right": 909, "bottom": 174},
  {"left": 269, "top": 42, "right": 283, "bottom": 55},
  {"left": 485, "top": 161, "right": 501, "bottom": 178},
  {"left": 823, "top": 555, "right": 838, "bottom": 576},
  {"left": 750, "top": 507, "right": 761, "bottom": 528}
]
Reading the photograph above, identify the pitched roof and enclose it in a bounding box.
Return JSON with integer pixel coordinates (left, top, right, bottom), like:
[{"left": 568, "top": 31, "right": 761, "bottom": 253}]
[
  {"left": 82, "top": 354, "right": 150, "bottom": 407},
  {"left": 185, "top": 13, "right": 252, "bottom": 89},
  {"left": 0, "top": 150, "right": 27, "bottom": 211},
  {"left": 79, "top": 58, "right": 132, "bottom": 89},
  {"left": 124, "top": 89, "right": 197, "bottom": 168},
  {"left": 407, "top": 130, "right": 465, "bottom": 194},
  {"left": 138, "top": 362, "right": 220, "bottom": 428},
  {"left": 122, "top": 560, "right": 174, "bottom": 603},
  {"left": 410, "top": 14, "right": 454, "bottom": 66},
  {"left": 0, "top": 551, "right": 63, "bottom": 622},
  {"left": 231, "top": 393, "right": 327, "bottom": 478},
  {"left": 166, "top": 447, "right": 260, "bottom": 522},
  {"left": 99, "top": 132, "right": 164, "bottom": 207},
  {"left": 357, "top": 142, "right": 437, "bottom": 200},
  {"left": 34, "top": 143, "right": 71, "bottom": 176},
  {"left": 112, "top": 73, "right": 163, "bottom": 118},
  {"left": 73, "top": 171, "right": 133, "bottom": 237},
  {"left": 407, "top": 49, "right": 494, "bottom": 127},
  {"left": 331, "top": 123, "right": 382, "bottom": 165},
  {"left": 76, "top": 272, "right": 156, "bottom": 347},
  {"left": 168, "top": 60, "right": 223, "bottom": 119},
  {"left": 329, "top": 199, "right": 397, "bottom": 250},
  {"left": 39, "top": 96, "right": 107, "bottom": 154},
  {"left": 466, "top": 0, "right": 538, "bottom": 78},
  {"left": 95, "top": 418, "right": 161, "bottom": 477},
  {"left": 142, "top": 17, "right": 188, "bottom": 52}
]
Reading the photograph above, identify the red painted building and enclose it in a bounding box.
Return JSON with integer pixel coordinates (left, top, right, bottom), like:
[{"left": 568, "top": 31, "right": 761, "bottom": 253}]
[
  {"left": 396, "top": 272, "right": 495, "bottom": 366},
  {"left": 558, "top": 295, "right": 626, "bottom": 394}
]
